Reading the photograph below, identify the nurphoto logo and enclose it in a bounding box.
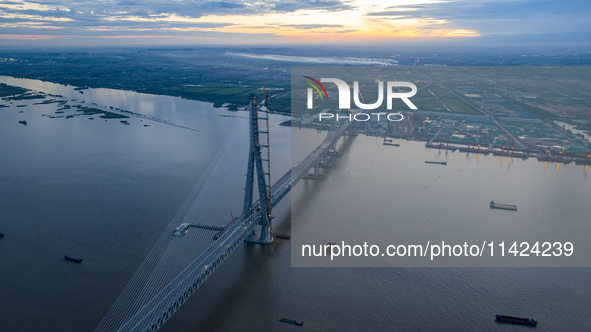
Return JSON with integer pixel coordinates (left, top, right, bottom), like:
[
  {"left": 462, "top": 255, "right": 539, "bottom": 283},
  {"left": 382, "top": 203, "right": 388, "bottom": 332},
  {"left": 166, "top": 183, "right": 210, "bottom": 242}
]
[{"left": 304, "top": 76, "right": 418, "bottom": 122}]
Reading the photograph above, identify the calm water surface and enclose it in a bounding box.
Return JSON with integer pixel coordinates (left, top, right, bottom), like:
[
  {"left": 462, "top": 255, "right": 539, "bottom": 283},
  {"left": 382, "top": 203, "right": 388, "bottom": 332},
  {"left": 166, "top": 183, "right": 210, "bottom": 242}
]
[{"left": 0, "top": 77, "right": 589, "bottom": 331}]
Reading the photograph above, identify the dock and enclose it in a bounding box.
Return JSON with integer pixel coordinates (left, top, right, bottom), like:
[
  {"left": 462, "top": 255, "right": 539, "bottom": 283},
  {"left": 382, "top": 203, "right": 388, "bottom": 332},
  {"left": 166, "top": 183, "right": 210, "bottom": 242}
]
[
  {"left": 492, "top": 150, "right": 528, "bottom": 159},
  {"left": 459, "top": 147, "right": 489, "bottom": 155},
  {"left": 190, "top": 224, "right": 224, "bottom": 231},
  {"left": 425, "top": 143, "right": 457, "bottom": 151}
]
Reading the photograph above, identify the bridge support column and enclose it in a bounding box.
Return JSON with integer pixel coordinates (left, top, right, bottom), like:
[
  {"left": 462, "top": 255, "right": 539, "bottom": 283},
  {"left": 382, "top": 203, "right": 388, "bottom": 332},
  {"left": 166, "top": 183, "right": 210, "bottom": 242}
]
[
  {"left": 245, "top": 220, "right": 273, "bottom": 244},
  {"left": 318, "top": 152, "right": 333, "bottom": 168},
  {"left": 243, "top": 94, "right": 274, "bottom": 244},
  {"left": 304, "top": 162, "right": 323, "bottom": 180},
  {"left": 328, "top": 143, "right": 340, "bottom": 156}
]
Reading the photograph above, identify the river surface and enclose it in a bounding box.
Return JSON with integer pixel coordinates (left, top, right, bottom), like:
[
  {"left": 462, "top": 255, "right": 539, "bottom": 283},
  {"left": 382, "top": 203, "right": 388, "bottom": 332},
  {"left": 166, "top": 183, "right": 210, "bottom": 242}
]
[{"left": 0, "top": 76, "right": 589, "bottom": 331}]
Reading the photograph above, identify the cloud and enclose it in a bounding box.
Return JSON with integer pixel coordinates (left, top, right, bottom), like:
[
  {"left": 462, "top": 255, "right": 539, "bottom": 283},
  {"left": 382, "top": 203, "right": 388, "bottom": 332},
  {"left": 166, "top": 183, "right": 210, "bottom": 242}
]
[
  {"left": 0, "top": 33, "right": 65, "bottom": 40},
  {"left": 366, "top": 11, "right": 413, "bottom": 17},
  {"left": 369, "top": 0, "right": 591, "bottom": 37},
  {"left": 272, "top": 0, "right": 353, "bottom": 13},
  {"left": 0, "top": 0, "right": 588, "bottom": 45},
  {"left": 0, "top": 0, "right": 353, "bottom": 37},
  {"left": 226, "top": 52, "right": 399, "bottom": 65},
  {"left": 277, "top": 24, "right": 344, "bottom": 30}
]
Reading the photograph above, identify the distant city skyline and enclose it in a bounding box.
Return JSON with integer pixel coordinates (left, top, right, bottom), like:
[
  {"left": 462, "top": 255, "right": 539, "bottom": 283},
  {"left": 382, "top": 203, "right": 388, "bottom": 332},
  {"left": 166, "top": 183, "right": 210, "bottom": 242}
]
[{"left": 0, "top": 0, "right": 589, "bottom": 47}]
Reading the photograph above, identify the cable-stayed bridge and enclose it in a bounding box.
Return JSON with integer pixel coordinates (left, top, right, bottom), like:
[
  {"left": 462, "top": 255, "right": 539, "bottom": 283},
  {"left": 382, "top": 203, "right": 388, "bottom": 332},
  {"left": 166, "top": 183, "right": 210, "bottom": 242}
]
[{"left": 96, "top": 96, "right": 354, "bottom": 332}]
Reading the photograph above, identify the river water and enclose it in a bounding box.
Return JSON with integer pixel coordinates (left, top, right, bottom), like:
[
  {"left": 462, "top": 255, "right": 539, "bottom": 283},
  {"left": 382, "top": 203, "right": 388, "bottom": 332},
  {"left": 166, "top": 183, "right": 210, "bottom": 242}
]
[{"left": 0, "top": 76, "right": 589, "bottom": 331}]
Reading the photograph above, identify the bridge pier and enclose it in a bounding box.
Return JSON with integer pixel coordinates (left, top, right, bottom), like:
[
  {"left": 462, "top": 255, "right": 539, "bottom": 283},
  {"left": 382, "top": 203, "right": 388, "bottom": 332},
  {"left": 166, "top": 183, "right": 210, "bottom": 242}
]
[
  {"left": 244, "top": 222, "right": 273, "bottom": 244},
  {"left": 328, "top": 143, "right": 341, "bottom": 156},
  {"left": 318, "top": 152, "right": 333, "bottom": 168},
  {"left": 304, "top": 162, "right": 323, "bottom": 180}
]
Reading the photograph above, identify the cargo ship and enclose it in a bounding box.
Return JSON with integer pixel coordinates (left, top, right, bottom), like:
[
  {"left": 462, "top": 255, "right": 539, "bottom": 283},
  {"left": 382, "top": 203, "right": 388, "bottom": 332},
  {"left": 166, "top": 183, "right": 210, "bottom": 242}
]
[
  {"left": 495, "top": 314, "right": 537, "bottom": 326},
  {"left": 425, "top": 161, "right": 447, "bottom": 165},
  {"left": 490, "top": 201, "right": 517, "bottom": 211},
  {"left": 279, "top": 318, "right": 303, "bottom": 326}
]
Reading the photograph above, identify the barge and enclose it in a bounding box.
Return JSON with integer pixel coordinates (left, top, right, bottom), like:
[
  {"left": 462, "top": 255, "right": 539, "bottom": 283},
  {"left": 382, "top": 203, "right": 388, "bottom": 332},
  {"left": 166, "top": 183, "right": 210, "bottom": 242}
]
[
  {"left": 490, "top": 201, "right": 517, "bottom": 211},
  {"left": 495, "top": 314, "right": 537, "bottom": 326},
  {"left": 383, "top": 142, "right": 400, "bottom": 147},
  {"left": 279, "top": 318, "right": 303, "bottom": 326},
  {"left": 64, "top": 255, "right": 83, "bottom": 263}
]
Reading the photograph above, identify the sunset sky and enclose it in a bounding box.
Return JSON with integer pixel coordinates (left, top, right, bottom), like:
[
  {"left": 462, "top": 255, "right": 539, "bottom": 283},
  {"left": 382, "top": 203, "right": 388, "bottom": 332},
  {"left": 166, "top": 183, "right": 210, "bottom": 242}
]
[{"left": 0, "top": 0, "right": 588, "bottom": 46}]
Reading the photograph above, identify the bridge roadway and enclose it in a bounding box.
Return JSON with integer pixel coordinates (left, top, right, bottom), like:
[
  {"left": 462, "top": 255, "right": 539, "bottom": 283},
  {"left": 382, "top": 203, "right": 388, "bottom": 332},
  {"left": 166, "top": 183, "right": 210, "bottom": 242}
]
[{"left": 114, "top": 118, "right": 355, "bottom": 332}]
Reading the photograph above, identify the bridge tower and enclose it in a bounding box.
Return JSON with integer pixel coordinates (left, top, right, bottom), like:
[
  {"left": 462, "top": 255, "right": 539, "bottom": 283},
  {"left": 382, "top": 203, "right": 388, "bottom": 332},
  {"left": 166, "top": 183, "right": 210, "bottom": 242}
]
[{"left": 243, "top": 93, "right": 273, "bottom": 244}]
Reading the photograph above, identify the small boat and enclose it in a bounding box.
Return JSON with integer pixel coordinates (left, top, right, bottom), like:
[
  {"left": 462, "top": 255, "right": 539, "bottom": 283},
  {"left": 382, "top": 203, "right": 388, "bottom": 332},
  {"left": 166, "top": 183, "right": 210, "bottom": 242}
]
[
  {"left": 0, "top": 233, "right": 4, "bottom": 238},
  {"left": 64, "top": 255, "right": 83, "bottom": 263},
  {"left": 18, "top": 120, "right": 27, "bottom": 125},
  {"left": 279, "top": 318, "right": 303, "bottom": 326},
  {"left": 275, "top": 233, "right": 291, "bottom": 240},
  {"left": 495, "top": 314, "right": 537, "bottom": 326}
]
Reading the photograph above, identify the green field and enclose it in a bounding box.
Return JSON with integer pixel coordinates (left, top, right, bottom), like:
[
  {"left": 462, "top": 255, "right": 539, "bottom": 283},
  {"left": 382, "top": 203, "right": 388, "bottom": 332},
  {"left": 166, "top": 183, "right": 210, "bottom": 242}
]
[
  {"left": 441, "top": 98, "right": 481, "bottom": 115},
  {"left": 415, "top": 99, "right": 447, "bottom": 112},
  {"left": 426, "top": 85, "right": 448, "bottom": 97},
  {"left": 513, "top": 100, "right": 556, "bottom": 119}
]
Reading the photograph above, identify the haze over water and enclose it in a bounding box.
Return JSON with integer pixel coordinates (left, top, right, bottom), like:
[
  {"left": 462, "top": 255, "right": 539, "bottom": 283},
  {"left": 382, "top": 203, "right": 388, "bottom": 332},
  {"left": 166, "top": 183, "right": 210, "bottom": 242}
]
[{"left": 0, "top": 77, "right": 589, "bottom": 331}]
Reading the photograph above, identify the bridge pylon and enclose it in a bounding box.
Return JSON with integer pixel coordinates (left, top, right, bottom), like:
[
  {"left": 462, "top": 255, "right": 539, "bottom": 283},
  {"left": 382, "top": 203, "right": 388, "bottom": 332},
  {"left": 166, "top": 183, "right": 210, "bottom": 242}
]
[{"left": 243, "top": 93, "right": 273, "bottom": 244}]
